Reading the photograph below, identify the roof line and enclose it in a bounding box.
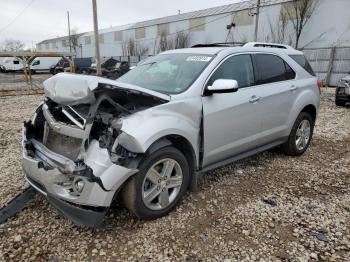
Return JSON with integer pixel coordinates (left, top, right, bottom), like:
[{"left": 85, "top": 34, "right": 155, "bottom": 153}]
[{"left": 37, "top": 0, "right": 291, "bottom": 44}]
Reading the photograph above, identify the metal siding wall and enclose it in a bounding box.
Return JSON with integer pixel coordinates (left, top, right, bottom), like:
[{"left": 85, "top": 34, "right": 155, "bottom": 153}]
[
  {"left": 309, "top": 61, "right": 328, "bottom": 73},
  {"left": 304, "top": 47, "right": 350, "bottom": 86},
  {"left": 303, "top": 49, "right": 331, "bottom": 61}
]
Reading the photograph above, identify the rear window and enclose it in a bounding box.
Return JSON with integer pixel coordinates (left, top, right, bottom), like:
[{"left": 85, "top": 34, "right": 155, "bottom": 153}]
[{"left": 289, "top": 55, "right": 316, "bottom": 76}]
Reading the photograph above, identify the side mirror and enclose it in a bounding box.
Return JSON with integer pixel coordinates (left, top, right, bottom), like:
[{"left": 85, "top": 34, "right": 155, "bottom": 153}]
[{"left": 206, "top": 79, "right": 239, "bottom": 95}]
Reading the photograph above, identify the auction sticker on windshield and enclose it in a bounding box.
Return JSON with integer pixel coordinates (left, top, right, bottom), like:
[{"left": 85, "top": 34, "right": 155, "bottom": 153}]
[{"left": 186, "top": 56, "right": 212, "bottom": 62}]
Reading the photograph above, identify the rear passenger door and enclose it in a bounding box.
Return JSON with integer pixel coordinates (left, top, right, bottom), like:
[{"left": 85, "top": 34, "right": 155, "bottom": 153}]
[{"left": 252, "top": 53, "right": 297, "bottom": 146}]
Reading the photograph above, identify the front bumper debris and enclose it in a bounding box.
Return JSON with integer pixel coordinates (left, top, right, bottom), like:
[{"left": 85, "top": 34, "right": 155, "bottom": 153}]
[
  {"left": 22, "top": 125, "right": 138, "bottom": 227},
  {"left": 46, "top": 194, "right": 107, "bottom": 227}
]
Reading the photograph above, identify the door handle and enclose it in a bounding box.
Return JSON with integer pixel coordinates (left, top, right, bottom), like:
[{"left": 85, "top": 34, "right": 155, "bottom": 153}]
[
  {"left": 249, "top": 95, "right": 261, "bottom": 103},
  {"left": 290, "top": 85, "right": 298, "bottom": 92}
]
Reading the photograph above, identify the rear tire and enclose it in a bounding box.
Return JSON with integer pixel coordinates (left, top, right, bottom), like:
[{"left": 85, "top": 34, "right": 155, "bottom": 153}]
[
  {"left": 122, "top": 146, "right": 190, "bottom": 220},
  {"left": 282, "top": 112, "right": 314, "bottom": 156}
]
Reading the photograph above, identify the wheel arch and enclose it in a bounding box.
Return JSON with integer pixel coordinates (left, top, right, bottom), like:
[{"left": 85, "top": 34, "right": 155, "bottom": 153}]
[
  {"left": 144, "top": 135, "right": 198, "bottom": 174},
  {"left": 300, "top": 104, "right": 317, "bottom": 123},
  {"left": 115, "top": 134, "right": 197, "bottom": 203}
]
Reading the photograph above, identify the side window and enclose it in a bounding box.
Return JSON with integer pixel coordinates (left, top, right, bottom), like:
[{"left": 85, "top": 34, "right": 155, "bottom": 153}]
[
  {"left": 208, "top": 54, "right": 255, "bottom": 88},
  {"left": 254, "top": 54, "right": 295, "bottom": 85},
  {"left": 284, "top": 61, "right": 296, "bottom": 80},
  {"left": 289, "top": 54, "right": 316, "bottom": 76}
]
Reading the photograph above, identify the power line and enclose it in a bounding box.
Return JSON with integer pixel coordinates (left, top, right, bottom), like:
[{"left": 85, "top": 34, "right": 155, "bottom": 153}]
[{"left": 0, "top": 0, "right": 36, "bottom": 34}]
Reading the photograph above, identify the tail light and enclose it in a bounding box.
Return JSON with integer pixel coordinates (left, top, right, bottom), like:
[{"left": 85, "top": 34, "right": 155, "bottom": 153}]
[{"left": 317, "top": 79, "right": 322, "bottom": 94}]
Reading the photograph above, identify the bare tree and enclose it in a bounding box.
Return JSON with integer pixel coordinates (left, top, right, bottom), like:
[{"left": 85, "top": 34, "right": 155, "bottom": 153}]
[
  {"left": 174, "top": 31, "right": 191, "bottom": 49},
  {"left": 70, "top": 27, "right": 80, "bottom": 54},
  {"left": 122, "top": 38, "right": 149, "bottom": 56},
  {"left": 136, "top": 44, "right": 149, "bottom": 56},
  {"left": 267, "top": 12, "right": 288, "bottom": 44},
  {"left": 122, "top": 38, "right": 136, "bottom": 56},
  {"left": 158, "top": 31, "right": 171, "bottom": 52},
  {"left": 1, "top": 39, "right": 25, "bottom": 52},
  {"left": 155, "top": 31, "right": 191, "bottom": 53},
  {"left": 283, "top": 0, "right": 320, "bottom": 48}
]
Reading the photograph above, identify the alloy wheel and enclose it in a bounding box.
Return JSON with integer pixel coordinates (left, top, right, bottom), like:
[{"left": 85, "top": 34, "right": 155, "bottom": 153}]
[
  {"left": 142, "top": 158, "right": 183, "bottom": 210},
  {"left": 295, "top": 119, "right": 311, "bottom": 151}
]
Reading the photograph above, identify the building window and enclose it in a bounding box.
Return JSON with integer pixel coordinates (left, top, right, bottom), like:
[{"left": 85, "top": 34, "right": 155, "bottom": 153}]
[
  {"left": 51, "top": 42, "right": 57, "bottom": 49},
  {"left": 45, "top": 43, "right": 50, "bottom": 49},
  {"left": 85, "top": 36, "right": 91, "bottom": 45},
  {"left": 280, "top": 2, "right": 312, "bottom": 20},
  {"left": 157, "top": 23, "right": 169, "bottom": 36},
  {"left": 135, "top": 27, "right": 146, "bottom": 39},
  {"left": 114, "top": 31, "right": 123, "bottom": 41},
  {"left": 62, "top": 40, "right": 67, "bottom": 47},
  {"left": 232, "top": 10, "right": 254, "bottom": 26},
  {"left": 189, "top": 17, "right": 205, "bottom": 32},
  {"left": 99, "top": 34, "right": 104, "bottom": 44}
]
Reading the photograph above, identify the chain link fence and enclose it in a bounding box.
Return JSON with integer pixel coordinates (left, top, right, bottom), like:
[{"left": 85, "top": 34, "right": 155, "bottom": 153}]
[{"left": 303, "top": 46, "right": 350, "bottom": 87}]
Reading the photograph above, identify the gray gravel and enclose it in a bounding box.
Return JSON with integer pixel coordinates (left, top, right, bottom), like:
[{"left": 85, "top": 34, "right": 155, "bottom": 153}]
[
  {"left": 0, "top": 72, "right": 50, "bottom": 91},
  {"left": 0, "top": 88, "right": 349, "bottom": 261}
]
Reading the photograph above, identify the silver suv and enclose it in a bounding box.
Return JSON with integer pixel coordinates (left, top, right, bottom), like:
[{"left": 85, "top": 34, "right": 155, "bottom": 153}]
[{"left": 22, "top": 42, "right": 321, "bottom": 226}]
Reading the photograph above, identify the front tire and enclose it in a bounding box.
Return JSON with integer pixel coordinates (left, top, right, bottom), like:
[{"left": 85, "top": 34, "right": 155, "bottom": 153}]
[
  {"left": 122, "top": 146, "right": 190, "bottom": 220},
  {"left": 282, "top": 112, "right": 314, "bottom": 156}
]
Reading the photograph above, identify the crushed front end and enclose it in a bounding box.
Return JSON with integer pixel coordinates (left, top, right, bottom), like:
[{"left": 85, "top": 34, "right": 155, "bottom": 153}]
[{"left": 22, "top": 74, "right": 168, "bottom": 227}]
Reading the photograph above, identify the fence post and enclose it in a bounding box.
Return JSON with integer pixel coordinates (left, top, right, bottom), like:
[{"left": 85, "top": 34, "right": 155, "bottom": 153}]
[{"left": 326, "top": 46, "right": 336, "bottom": 86}]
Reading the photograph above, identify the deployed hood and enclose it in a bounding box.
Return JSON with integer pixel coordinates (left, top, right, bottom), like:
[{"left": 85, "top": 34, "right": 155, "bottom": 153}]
[{"left": 44, "top": 73, "right": 170, "bottom": 105}]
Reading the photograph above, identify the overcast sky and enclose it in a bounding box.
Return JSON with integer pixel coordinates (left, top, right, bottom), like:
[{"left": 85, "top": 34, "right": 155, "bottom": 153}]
[{"left": 0, "top": 0, "right": 243, "bottom": 48}]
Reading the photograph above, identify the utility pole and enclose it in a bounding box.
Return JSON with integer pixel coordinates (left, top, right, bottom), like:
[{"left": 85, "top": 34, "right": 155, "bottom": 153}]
[
  {"left": 67, "top": 11, "right": 72, "bottom": 53},
  {"left": 254, "top": 0, "right": 260, "bottom": 42},
  {"left": 92, "top": 0, "right": 101, "bottom": 76}
]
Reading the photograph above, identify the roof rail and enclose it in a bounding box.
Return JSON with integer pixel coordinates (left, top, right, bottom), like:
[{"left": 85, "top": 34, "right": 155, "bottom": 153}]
[
  {"left": 191, "top": 42, "right": 246, "bottom": 48},
  {"left": 191, "top": 42, "right": 296, "bottom": 50},
  {"left": 243, "top": 42, "right": 295, "bottom": 50}
]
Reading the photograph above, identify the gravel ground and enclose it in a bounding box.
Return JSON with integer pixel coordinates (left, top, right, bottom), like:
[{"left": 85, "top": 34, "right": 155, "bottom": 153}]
[
  {"left": 0, "top": 88, "right": 349, "bottom": 261},
  {"left": 0, "top": 72, "right": 50, "bottom": 91}
]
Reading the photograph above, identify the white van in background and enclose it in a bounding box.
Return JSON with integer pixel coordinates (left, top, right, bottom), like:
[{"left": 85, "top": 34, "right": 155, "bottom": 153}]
[
  {"left": 30, "top": 57, "right": 61, "bottom": 73},
  {"left": 1, "top": 57, "right": 23, "bottom": 72}
]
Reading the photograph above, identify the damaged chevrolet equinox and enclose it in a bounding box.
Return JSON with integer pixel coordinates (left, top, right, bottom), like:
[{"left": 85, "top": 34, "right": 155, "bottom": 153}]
[{"left": 22, "top": 43, "right": 321, "bottom": 226}]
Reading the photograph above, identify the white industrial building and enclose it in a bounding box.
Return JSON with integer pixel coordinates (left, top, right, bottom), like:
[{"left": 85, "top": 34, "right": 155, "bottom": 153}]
[{"left": 36, "top": 0, "right": 350, "bottom": 57}]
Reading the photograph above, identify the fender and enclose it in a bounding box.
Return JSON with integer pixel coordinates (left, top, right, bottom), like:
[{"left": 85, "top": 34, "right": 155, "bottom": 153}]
[
  {"left": 118, "top": 97, "right": 203, "bottom": 167},
  {"left": 285, "top": 82, "right": 320, "bottom": 136}
]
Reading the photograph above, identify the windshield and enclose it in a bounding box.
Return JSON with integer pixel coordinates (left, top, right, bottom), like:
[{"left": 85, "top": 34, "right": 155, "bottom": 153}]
[{"left": 117, "top": 53, "right": 213, "bottom": 94}]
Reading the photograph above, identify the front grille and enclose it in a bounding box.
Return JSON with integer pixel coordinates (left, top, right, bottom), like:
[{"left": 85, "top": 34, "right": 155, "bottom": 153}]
[{"left": 44, "top": 127, "right": 82, "bottom": 160}]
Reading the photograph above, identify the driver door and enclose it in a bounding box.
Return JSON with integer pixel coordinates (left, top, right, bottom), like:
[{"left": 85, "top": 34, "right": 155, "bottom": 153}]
[{"left": 202, "top": 54, "right": 262, "bottom": 167}]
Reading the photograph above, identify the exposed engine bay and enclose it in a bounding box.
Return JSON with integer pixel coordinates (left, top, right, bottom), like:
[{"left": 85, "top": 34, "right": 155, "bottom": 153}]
[
  {"left": 25, "top": 82, "right": 167, "bottom": 167},
  {"left": 23, "top": 79, "right": 168, "bottom": 204}
]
